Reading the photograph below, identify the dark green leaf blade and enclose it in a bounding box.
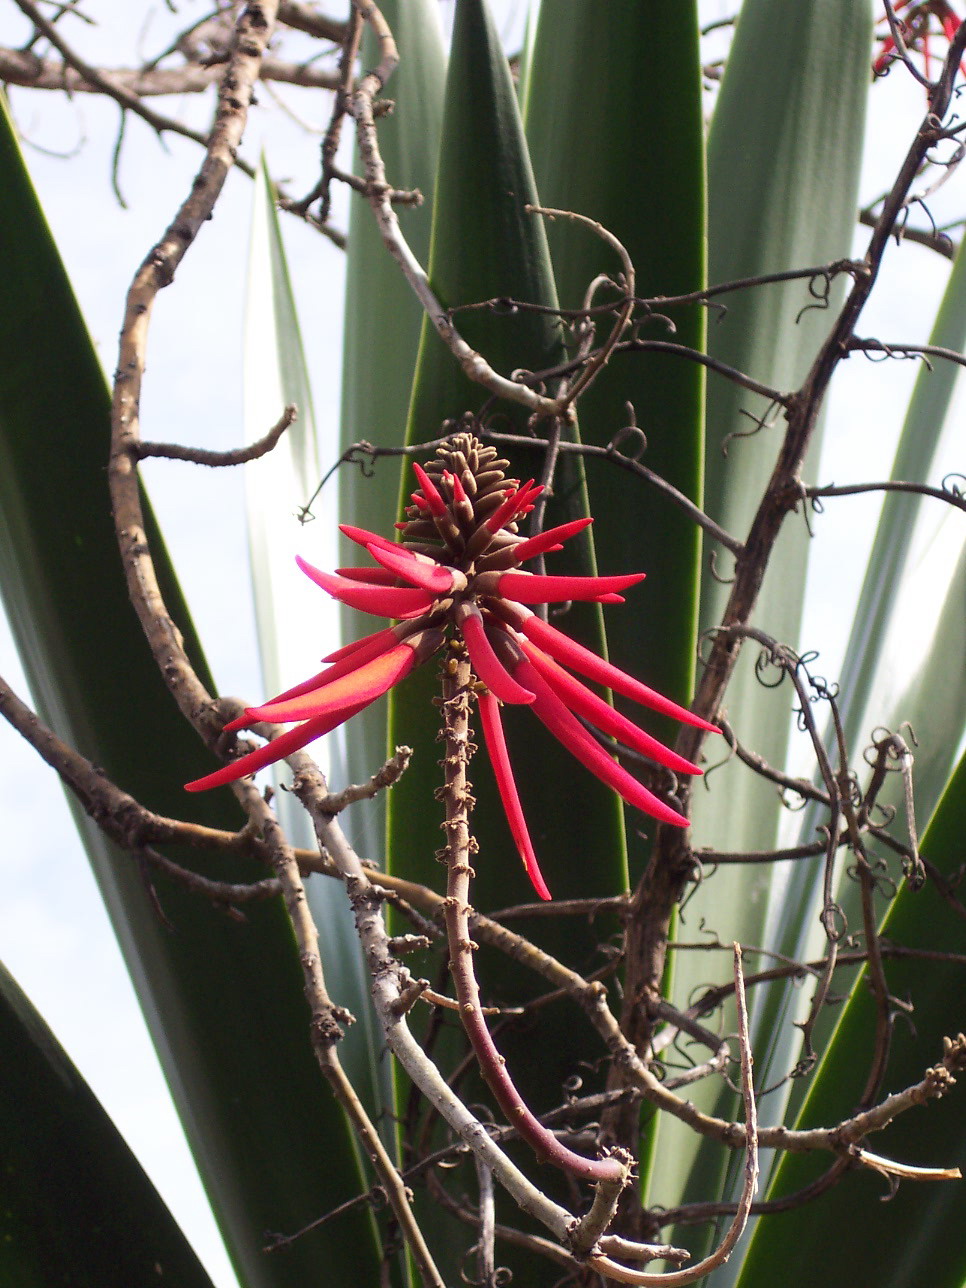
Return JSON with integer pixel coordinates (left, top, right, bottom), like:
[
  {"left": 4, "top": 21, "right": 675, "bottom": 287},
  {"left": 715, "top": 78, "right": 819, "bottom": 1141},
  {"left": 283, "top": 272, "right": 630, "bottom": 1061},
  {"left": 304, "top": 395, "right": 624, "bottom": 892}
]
[
  {"left": 385, "top": 3, "right": 626, "bottom": 1278},
  {"left": 0, "top": 90, "right": 372, "bottom": 1288},
  {"left": 0, "top": 959, "right": 216, "bottom": 1288},
  {"left": 391, "top": 0, "right": 626, "bottom": 915},
  {"left": 736, "top": 746, "right": 966, "bottom": 1288},
  {"left": 657, "top": 0, "right": 872, "bottom": 1259},
  {"left": 524, "top": 0, "right": 707, "bottom": 861},
  {"left": 523, "top": 0, "right": 707, "bottom": 1210}
]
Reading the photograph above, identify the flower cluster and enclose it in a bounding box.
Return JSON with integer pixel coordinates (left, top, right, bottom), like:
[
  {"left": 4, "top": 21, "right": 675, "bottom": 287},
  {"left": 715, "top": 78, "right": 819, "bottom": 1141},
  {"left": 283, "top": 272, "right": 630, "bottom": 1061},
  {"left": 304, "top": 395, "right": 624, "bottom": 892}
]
[
  {"left": 186, "top": 433, "right": 716, "bottom": 899},
  {"left": 874, "top": 1, "right": 965, "bottom": 79}
]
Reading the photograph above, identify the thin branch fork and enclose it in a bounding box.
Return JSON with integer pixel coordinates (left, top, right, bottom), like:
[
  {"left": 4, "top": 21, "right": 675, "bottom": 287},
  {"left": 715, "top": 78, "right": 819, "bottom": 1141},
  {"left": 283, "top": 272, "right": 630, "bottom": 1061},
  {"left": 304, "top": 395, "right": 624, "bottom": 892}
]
[
  {"left": 233, "top": 780, "right": 446, "bottom": 1288},
  {"left": 11, "top": 0, "right": 225, "bottom": 156},
  {"left": 586, "top": 947, "right": 759, "bottom": 1286}
]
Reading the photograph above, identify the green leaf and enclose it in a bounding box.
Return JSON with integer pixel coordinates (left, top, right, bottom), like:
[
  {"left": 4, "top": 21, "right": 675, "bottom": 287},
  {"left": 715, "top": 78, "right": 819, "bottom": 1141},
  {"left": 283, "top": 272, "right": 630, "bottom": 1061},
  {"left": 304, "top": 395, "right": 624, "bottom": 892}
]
[
  {"left": 394, "top": 0, "right": 628, "bottom": 917},
  {"left": 391, "top": 0, "right": 626, "bottom": 913},
  {"left": 0, "top": 959, "right": 215, "bottom": 1288},
  {"left": 523, "top": 0, "right": 707, "bottom": 1205},
  {"left": 242, "top": 159, "right": 387, "bottom": 1262},
  {"left": 697, "top": 0, "right": 872, "bottom": 851},
  {"left": 760, "top": 231, "right": 966, "bottom": 1140},
  {"left": 655, "top": 0, "right": 872, "bottom": 1258},
  {"left": 386, "top": 1, "right": 626, "bottom": 1276},
  {"left": 736, "top": 746, "right": 966, "bottom": 1288},
  {"left": 336, "top": 0, "right": 446, "bottom": 864},
  {"left": 0, "top": 90, "right": 372, "bottom": 1287},
  {"left": 833, "top": 234, "right": 966, "bottom": 743},
  {"left": 524, "top": 0, "right": 707, "bottom": 851}
]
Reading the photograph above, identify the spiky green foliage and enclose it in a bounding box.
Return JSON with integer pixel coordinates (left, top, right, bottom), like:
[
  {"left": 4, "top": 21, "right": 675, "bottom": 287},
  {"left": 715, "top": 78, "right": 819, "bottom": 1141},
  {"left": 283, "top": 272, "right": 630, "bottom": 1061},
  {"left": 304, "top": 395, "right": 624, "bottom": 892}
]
[{"left": 2, "top": 2, "right": 965, "bottom": 1286}]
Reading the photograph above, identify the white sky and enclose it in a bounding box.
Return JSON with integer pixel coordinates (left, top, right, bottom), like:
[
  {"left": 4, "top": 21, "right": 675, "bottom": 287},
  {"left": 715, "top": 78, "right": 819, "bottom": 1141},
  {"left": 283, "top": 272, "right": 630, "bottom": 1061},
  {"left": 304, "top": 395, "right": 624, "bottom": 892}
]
[{"left": 0, "top": 4, "right": 963, "bottom": 1285}]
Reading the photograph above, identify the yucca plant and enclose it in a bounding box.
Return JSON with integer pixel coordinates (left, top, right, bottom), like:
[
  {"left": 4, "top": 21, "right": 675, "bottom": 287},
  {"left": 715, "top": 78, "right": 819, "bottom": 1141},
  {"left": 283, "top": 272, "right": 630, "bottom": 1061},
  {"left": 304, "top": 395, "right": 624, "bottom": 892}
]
[{"left": 1, "top": 2, "right": 964, "bottom": 1286}]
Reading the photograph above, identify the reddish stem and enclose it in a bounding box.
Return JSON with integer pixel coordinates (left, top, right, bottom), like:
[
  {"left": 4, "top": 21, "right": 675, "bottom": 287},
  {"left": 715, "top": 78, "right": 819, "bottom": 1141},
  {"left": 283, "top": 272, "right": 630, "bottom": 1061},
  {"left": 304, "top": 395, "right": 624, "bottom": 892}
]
[{"left": 439, "top": 646, "right": 626, "bottom": 1186}]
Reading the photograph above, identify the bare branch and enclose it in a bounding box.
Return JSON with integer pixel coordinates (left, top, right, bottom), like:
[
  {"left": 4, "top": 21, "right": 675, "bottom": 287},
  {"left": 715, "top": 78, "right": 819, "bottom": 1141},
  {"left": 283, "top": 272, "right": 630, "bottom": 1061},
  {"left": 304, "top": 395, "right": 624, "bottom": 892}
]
[{"left": 138, "top": 404, "right": 297, "bottom": 467}]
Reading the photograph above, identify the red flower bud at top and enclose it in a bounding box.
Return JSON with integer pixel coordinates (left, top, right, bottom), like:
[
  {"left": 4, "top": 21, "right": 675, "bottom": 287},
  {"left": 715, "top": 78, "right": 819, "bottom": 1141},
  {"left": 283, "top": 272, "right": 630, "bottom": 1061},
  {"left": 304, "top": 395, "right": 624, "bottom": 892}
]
[{"left": 507, "top": 516, "right": 594, "bottom": 564}]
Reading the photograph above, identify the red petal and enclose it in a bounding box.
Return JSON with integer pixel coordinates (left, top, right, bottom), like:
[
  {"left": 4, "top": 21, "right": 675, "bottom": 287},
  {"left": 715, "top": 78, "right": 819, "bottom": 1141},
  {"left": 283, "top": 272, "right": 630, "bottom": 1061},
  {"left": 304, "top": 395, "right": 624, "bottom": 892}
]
[
  {"left": 510, "top": 517, "right": 594, "bottom": 563},
  {"left": 519, "top": 613, "right": 718, "bottom": 732},
  {"left": 243, "top": 643, "right": 417, "bottom": 724},
  {"left": 368, "top": 542, "right": 457, "bottom": 594},
  {"left": 483, "top": 487, "right": 520, "bottom": 534},
  {"left": 337, "top": 566, "right": 398, "bottom": 584},
  {"left": 185, "top": 701, "right": 368, "bottom": 792},
  {"left": 484, "top": 480, "right": 541, "bottom": 534},
  {"left": 412, "top": 462, "right": 447, "bottom": 516},
  {"left": 458, "top": 608, "right": 535, "bottom": 705},
  {"left": 226, "top": 626, "right": 405, "bottom": 732},
  {"left": 321, "top": 625, "right": 398, "bottom": 664},
  {"left": 339, "top": 523, "right": 398, "bottom": 555},
  {"left": 518, "top": 662, "right": 689, "bottom": 827},
  {"left": 521, "top": 643, "right": 702, "bottom": 775},
  {"left": 477, "top": 691, "right": 552, "bottom": 900},
  {"left": 296, "top": 556, "right": 435, "bottom": 618},
  {"left": 496, "top": 571, "right": 645, "bottom": 604}
]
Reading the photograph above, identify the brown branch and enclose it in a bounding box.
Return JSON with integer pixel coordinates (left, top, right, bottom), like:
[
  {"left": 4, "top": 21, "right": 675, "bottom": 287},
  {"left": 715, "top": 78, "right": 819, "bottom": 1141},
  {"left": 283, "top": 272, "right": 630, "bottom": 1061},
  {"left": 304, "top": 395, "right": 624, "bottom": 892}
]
[
  {"left": 107, "top": 0, "right": 280, "bottom": 743},
  {"left": 807, "top": 476, "right": 966, "bottom": 516},
  {"left": 277, "top": 0, "right": 347, "bottom": 42},
  {"left": 848, "top": 336, "right": 966, "bottom": 371},
  {"left": 137, "top": 404, "right": 297, "bottom": 467},
  {"left": 587, "top": 947, "right": 759, "bottom": 1286},
  {"left": 0, "top": 46, "right": 341, "bottom": 95},
  {"left": 480, "top": 429, "right": 745, "bottom": 557},
  {"left": 313, "top": 745, "right": 412, "bottom": 814},
  {"left": 9, "top": 0, "right": 238, "bottom": 162},
  {"left": 859, "top": 204, "right": 956, "bottom": 256}
]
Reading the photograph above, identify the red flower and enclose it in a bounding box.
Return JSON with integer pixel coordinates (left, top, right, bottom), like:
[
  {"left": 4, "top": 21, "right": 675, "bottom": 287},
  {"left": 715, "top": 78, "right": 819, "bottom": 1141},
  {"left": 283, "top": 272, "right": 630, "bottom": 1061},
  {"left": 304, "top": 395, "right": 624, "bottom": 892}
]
[
  {"left": 186, "top": 434, "right": 717, "bottom": 900},
  {"left": 873, "top": 1, "right": 965, "bottom": 80}
]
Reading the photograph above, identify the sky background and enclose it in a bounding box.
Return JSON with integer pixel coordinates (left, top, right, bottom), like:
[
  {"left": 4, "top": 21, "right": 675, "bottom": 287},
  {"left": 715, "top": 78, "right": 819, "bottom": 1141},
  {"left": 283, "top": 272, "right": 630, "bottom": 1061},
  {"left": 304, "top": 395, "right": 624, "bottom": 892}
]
[{"left": 0, "top": 3, "right": 963, "bottom": 1285}]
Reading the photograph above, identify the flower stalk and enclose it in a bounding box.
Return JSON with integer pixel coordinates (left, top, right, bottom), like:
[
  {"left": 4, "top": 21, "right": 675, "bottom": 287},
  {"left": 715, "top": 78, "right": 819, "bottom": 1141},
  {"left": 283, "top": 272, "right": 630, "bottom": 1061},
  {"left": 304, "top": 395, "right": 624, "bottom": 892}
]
[{"left": 439, "top": 641, "right": 630, "bottom": 1186}]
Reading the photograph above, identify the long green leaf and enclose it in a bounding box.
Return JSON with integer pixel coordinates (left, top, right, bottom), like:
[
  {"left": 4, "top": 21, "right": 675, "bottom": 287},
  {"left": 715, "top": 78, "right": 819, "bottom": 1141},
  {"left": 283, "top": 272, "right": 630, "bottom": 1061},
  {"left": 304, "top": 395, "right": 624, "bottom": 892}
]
[
  {"left": 736, "top": 745, "right": 966, "bottom": 1288},
  {"left": 242, "top": 160, "right": 385, "bottom": 1265},
  {"left": 336, "top": 0, "right": 446, "bottom": 864},
  {"left": 661, "top": 0, "right": 871, "bottom": 1260},
  {"left": 0, "top": 90, "right": 371, "bottom": 1288},
  {"left": 0, "top": 959, "right": 215, "bottom": 1288},
  {"left": 697, "top": 0, "right": 872, "bottom": 849},
  {"left": 387, "top": 1, "right": 626, "bottom": 1276},
  {"left": 761, "top": 228, "right": 966, "bottom": 1140},
  {"left": 832, "top": 235, "right": 966, "bottom": 743},
  {"left": 523, "top": 0, "right": 707, "bottom": 1208},
  {"left": 391, "top": 0, "right": 625, "bottom": 914},
  {"left": 524, "top": 0, "right": 706, "bottom": 865}
]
